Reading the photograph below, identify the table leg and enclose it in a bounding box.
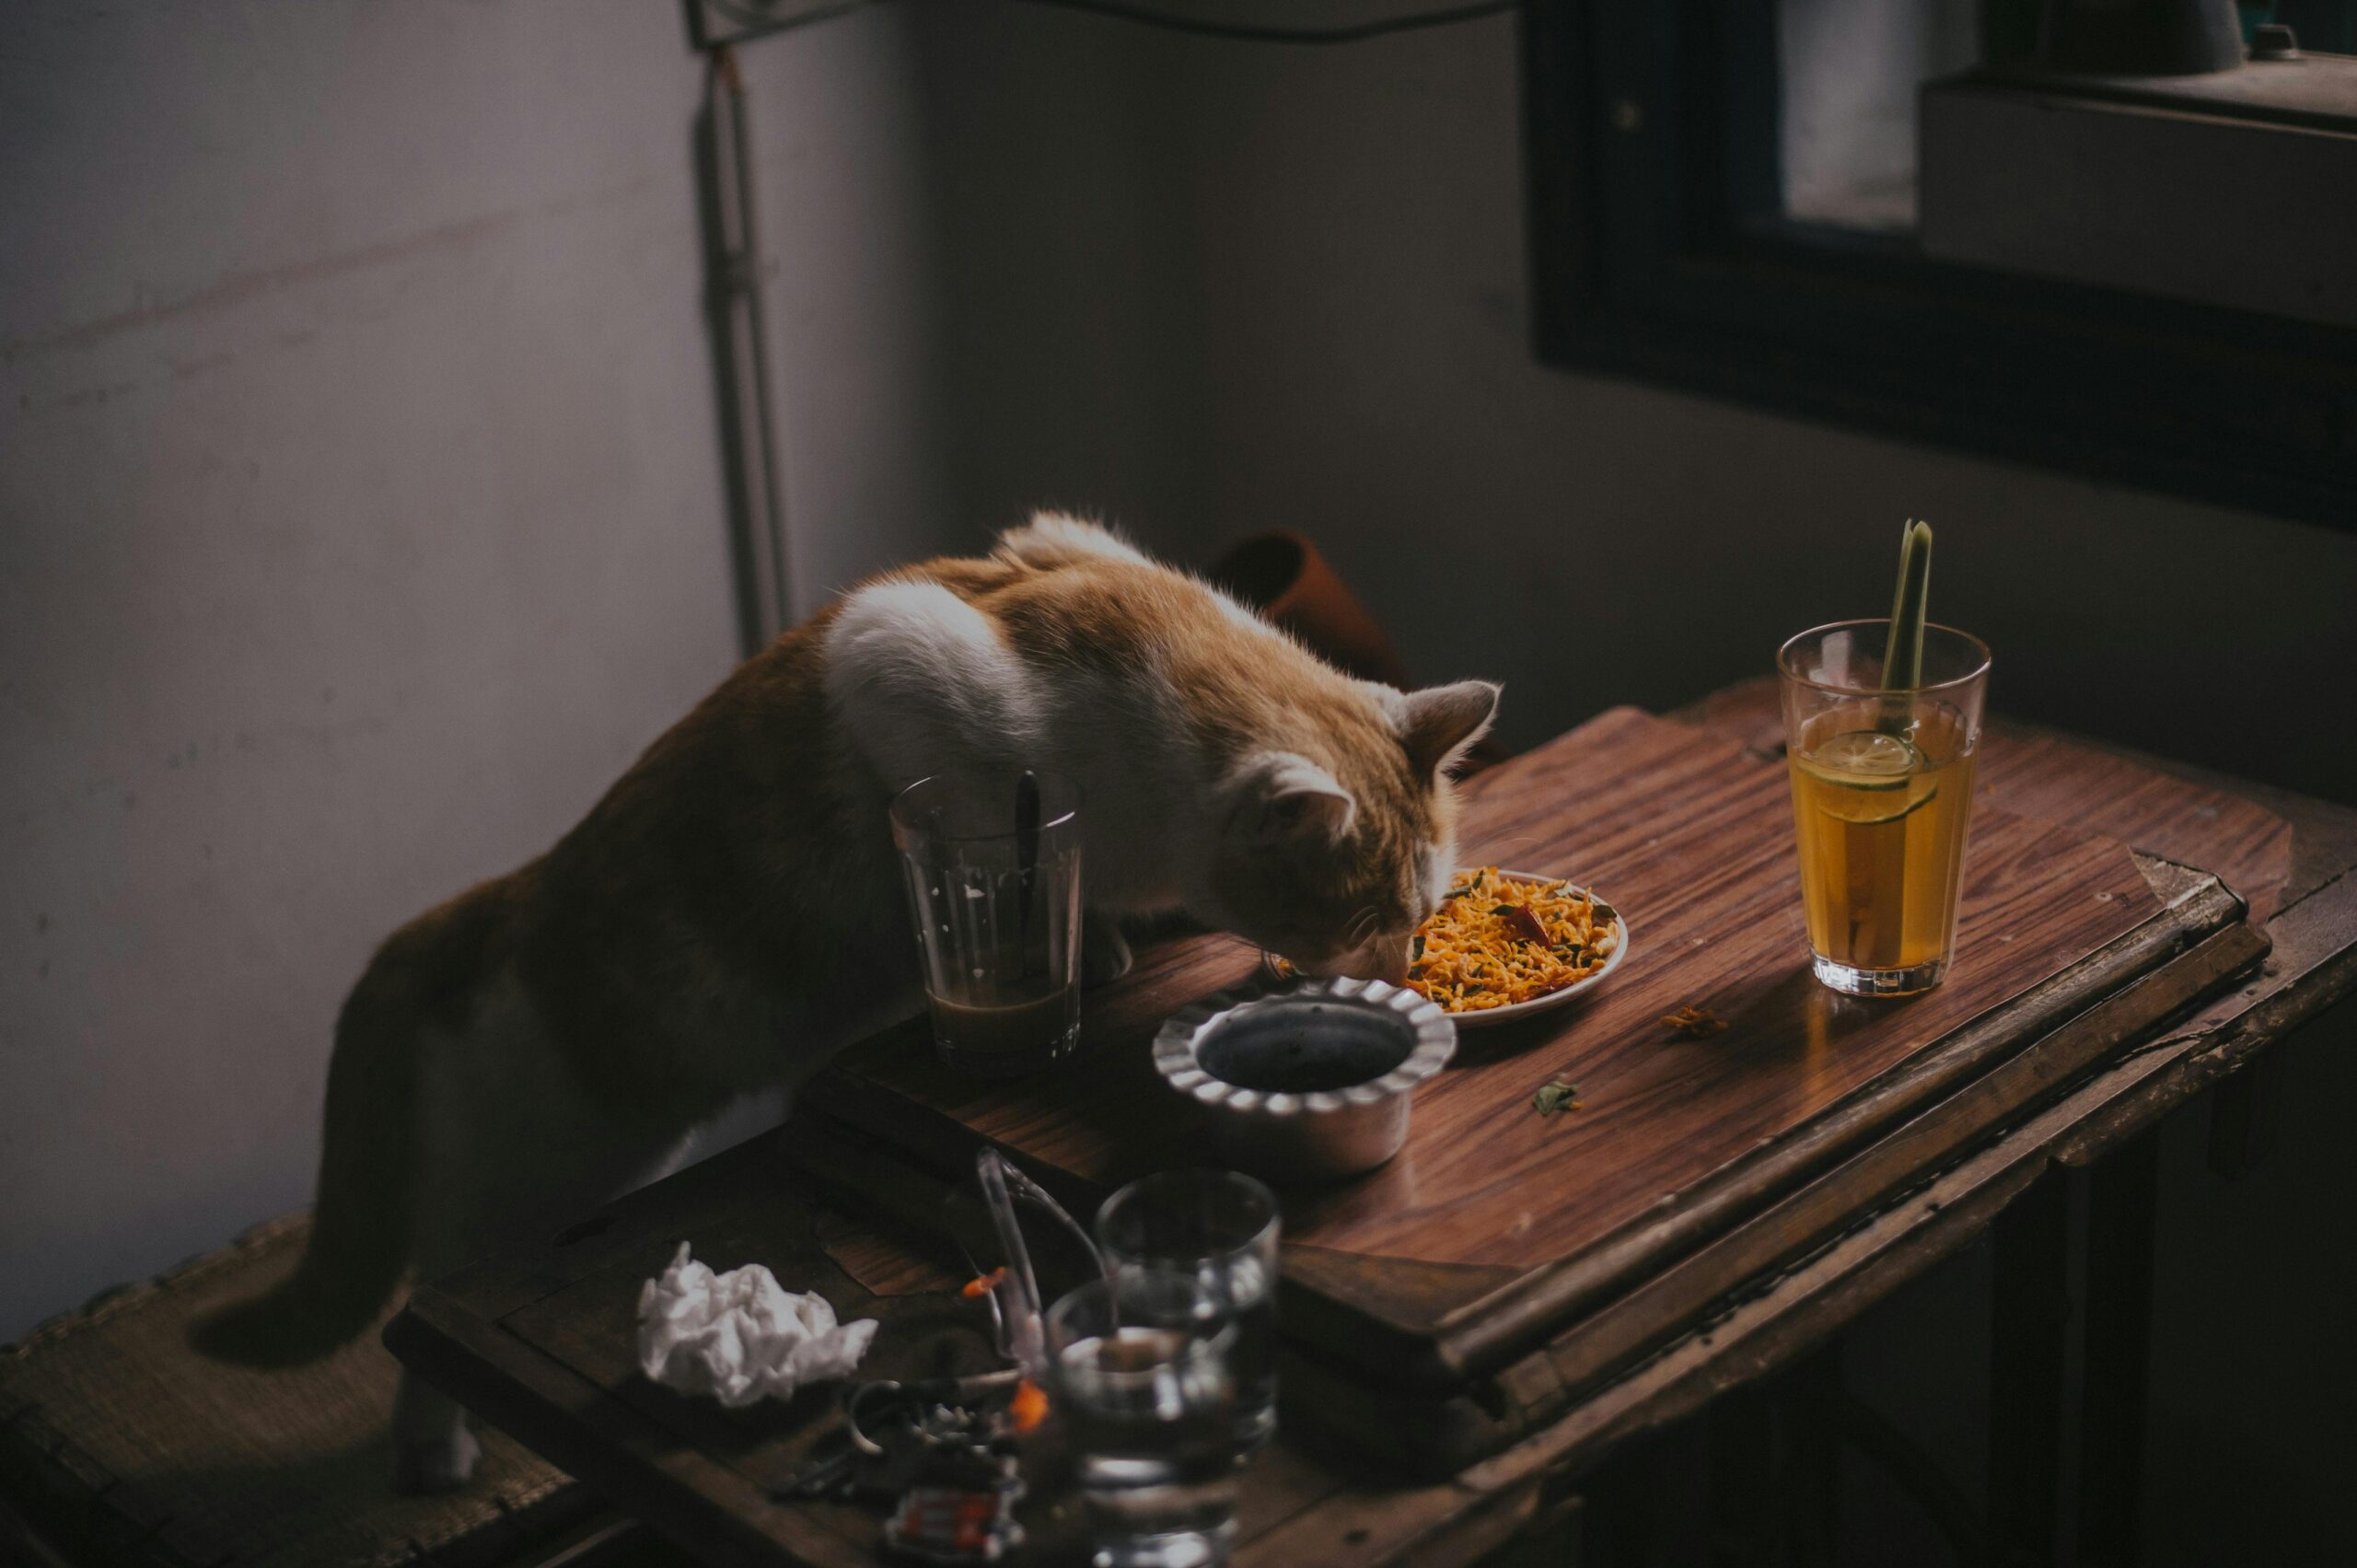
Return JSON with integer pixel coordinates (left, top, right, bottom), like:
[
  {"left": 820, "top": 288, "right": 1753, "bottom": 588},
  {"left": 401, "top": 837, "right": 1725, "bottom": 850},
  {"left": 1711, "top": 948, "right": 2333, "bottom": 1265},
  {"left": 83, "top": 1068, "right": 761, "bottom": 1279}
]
[
  {"left": 2075, "top": 1125, "right": 2159, "bottom": 1568},
  {"left": 1782, "top": 1344, "right": 1843, "bottom": 1568},
  {"left": 2206, "top": 1047, "right": 2283, "bottom": 1179},
  {"left": 1578, "top": 1429, "right": 1674, "bottom": 1568},
  {"left": 1706, "top": 1382, "right": 1777, "bottom": 1567},
  {"left": 1989, "top": 1169, "right": 2071, "bottom": 1566}
]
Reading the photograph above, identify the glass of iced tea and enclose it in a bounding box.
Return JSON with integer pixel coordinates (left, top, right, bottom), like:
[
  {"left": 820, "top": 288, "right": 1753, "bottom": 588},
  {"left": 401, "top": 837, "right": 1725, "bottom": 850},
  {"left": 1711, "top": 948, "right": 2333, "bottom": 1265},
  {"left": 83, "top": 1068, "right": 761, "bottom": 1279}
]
[{"left": 1778, "top": 621, "right": 1991, "bottom": 997}]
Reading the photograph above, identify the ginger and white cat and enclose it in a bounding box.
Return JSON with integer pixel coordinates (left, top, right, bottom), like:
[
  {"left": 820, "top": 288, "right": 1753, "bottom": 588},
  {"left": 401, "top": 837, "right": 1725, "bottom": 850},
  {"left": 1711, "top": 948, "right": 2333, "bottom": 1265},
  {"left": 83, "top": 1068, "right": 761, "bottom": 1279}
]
[{"left": 195, "top": 516, "right": 1497, "bottom": 1491}]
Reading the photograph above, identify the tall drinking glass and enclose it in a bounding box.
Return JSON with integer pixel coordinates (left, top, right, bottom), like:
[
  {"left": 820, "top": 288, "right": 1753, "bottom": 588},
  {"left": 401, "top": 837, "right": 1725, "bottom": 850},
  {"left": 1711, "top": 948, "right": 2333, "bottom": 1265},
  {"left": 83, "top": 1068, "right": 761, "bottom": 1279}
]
[
  {"left": 1779, "top": 621, "right": 1991, "bottom": 997},
  {"left": 889, "top": 772, "right": 1084, "bottom": 1075},
  {"left": 1094, "top": 1170, "right": 1280, "bottom": 1453},
  {"left": 1048, "top": 1270, "right": 1240, "bottom": 1568}
]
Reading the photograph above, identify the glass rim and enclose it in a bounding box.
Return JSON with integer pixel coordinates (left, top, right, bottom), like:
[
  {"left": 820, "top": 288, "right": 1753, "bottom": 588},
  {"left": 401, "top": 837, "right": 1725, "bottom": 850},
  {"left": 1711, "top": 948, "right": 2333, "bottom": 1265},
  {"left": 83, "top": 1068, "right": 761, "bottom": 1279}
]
[
  {"left": 1776, "top": 618, "right": 1991, "bottom": 700},
  {"left": 1094, "top": 1168, "right": 1280, "bottom": 1267},
  {"left": 888, "top": 771, "right": 1082, "bottom": 842}
]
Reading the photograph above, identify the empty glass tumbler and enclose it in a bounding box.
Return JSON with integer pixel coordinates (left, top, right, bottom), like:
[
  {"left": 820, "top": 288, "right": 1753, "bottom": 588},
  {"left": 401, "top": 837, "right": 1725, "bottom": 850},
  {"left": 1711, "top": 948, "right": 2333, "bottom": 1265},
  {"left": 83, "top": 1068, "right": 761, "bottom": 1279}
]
[{"left": 889, "top": 771, "right": 1084, "bottom": 1075}]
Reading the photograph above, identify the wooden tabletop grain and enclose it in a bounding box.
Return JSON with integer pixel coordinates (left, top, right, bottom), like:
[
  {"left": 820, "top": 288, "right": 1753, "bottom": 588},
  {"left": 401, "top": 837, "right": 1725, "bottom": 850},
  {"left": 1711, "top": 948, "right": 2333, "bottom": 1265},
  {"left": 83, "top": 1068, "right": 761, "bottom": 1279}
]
[{"left": 819, "top": 710, "right": 2176, "bottom": 1274}]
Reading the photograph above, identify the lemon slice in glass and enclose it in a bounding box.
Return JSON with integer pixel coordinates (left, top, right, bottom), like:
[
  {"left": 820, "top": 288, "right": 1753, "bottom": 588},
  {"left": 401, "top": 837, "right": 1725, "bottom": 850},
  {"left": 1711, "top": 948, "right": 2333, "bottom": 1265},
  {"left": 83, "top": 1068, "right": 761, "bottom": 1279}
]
[{"left": 1797, "top": 729, "right": 1939, "bottom": 825}]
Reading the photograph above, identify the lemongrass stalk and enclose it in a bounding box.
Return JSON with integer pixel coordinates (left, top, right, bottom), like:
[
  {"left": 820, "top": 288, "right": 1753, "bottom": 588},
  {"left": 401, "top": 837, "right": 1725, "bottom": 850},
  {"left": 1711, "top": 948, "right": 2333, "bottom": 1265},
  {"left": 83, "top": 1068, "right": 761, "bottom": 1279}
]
[{"left": 1881, "top": 519, "right": 1933, "bottom": 731}]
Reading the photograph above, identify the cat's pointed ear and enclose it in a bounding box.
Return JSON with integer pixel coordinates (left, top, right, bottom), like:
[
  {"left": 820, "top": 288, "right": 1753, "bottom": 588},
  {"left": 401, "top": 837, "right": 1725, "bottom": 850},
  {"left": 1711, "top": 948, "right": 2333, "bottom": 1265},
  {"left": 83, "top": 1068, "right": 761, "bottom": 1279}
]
[
  {"left": 1394, "top": 680, "right": 1501, "bottom": 777},
  {"left": 1224, "top": 752, "right": 1358, "bottom": 848}
]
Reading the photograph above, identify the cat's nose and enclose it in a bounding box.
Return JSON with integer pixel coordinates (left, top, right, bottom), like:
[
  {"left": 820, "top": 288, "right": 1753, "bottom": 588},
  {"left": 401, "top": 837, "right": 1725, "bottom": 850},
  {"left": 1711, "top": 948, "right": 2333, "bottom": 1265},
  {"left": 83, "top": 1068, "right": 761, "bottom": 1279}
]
[
  {"left": 1298, "top": 934, "right": 1411, "bottom": 983},
  {"left": 1358, "top": 934, "right": 1412, "bottom": 985}
]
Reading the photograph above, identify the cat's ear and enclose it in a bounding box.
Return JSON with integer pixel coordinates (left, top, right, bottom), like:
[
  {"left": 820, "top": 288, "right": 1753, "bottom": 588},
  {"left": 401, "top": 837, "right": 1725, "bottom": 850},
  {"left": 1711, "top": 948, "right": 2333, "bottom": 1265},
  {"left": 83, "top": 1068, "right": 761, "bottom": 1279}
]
[
  {"left": 1224, "top": 752, "right": 1358, "bottom": 848},
  {"left": 1393, "top": 680, "right": 1501, "bottom": 777}
]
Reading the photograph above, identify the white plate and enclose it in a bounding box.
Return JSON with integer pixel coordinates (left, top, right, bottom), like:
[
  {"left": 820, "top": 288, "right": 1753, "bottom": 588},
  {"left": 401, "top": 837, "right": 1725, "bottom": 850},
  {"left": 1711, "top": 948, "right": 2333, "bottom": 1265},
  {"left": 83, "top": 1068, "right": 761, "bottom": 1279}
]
[{"left": 1420, "top": 868, "right": 1630, "bottom": 1028}]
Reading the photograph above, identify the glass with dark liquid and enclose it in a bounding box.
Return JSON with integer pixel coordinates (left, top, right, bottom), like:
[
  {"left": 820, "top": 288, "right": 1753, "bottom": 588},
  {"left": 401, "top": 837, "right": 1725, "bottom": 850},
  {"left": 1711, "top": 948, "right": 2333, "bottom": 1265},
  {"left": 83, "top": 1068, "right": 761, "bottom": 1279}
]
[
  {"left": 1778, "top": 621, "right": 1991, "bottom": 997},
  {"left": 889, "top": 772, "right": 1084, "bottom": 1074}
]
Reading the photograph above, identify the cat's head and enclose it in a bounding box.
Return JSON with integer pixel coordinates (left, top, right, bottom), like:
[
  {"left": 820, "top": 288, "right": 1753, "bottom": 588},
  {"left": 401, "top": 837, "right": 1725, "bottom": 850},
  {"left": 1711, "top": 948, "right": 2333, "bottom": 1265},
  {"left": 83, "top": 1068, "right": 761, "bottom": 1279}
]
[{"left": 1201, "top": 680, "right": 1499, "bottom": 982}]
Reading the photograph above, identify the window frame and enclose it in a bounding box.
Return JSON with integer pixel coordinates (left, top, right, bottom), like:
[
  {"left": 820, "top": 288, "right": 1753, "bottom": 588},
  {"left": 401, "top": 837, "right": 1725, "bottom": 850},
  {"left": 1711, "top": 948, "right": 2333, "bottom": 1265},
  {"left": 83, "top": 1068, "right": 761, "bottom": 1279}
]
[{"left": 1519, "top": 0, "right": 2357, "bottom": 530}]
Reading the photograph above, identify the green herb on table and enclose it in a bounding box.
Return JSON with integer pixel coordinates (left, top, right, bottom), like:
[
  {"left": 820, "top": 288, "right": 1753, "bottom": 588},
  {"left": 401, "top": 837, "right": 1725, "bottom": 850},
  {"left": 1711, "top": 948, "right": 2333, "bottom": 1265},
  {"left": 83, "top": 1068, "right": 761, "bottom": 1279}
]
[{"left": 1531, "top": 1076, "right": 1583, "bottom": 1117}]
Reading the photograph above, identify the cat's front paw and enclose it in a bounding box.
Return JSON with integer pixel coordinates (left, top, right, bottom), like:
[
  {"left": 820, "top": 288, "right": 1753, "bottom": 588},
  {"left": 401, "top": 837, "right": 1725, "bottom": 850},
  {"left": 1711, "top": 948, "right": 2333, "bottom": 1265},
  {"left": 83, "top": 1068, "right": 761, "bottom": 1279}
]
[{"left": 1082, "top": 912, "right": 1133, "bottom": 987}]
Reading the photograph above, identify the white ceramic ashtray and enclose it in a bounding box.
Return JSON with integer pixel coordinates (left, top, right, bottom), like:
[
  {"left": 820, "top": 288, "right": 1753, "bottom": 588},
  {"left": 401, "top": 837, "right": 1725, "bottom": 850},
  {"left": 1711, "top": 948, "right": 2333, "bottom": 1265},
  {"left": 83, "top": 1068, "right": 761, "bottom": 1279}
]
[{"left": 1152, "top": 978, "right": 1455, "bottom": 1183}]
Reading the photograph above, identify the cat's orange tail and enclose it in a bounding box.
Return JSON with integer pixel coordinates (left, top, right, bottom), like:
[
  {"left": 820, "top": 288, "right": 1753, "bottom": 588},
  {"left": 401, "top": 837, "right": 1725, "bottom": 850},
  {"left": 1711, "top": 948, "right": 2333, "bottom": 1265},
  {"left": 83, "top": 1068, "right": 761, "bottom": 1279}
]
[{"left": 191, "top": 966, "right": 422, "bottom": 1366}]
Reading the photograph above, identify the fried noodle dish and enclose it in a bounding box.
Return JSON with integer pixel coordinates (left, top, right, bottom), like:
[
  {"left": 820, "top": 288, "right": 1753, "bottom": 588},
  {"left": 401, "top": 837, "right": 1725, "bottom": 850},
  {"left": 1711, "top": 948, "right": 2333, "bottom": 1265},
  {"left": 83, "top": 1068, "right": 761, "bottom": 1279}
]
[{"left": 1406, "top": 867, "right": 1619, "bottom": 1012}]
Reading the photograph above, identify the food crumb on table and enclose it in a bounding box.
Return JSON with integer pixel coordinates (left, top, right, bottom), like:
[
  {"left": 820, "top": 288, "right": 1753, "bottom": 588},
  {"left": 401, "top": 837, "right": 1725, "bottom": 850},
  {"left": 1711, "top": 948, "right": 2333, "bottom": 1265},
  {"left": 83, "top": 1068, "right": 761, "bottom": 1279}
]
[{"left": 1660, "top": 1005, "right": 1727, "bottom": 1039}]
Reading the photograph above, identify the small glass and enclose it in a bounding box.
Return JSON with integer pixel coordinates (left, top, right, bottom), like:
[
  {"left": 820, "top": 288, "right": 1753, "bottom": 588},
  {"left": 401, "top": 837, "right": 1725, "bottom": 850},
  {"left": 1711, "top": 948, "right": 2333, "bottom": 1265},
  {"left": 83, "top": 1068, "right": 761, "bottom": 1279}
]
[
  {"left": 1095, "top": 1170, "right": 1280, "bottom": 1453},
  {"left": 1778, "top": 620, "right": 1991, "bottom": 997},
  {"left": 889, "top": 772, "right": 1084, "bottom": 1075},
  {"left": 1048, "top": 1270, "right": 1241, "bottom": 1568}
]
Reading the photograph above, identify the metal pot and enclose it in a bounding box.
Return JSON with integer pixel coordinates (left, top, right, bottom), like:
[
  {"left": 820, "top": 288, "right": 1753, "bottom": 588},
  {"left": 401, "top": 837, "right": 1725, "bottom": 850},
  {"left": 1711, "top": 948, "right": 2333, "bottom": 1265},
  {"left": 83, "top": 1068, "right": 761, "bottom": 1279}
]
[{"left": 1152, "top": 978, "right": 1456, "bottom": 1183}]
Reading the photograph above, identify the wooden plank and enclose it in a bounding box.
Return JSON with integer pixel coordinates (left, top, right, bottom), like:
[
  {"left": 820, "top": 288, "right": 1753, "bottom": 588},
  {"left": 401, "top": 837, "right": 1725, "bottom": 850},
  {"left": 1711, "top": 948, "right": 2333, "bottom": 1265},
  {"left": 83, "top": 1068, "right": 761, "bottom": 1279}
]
[{"left": 2050, "top": 865, "right": 2357, "bottom": 1168}]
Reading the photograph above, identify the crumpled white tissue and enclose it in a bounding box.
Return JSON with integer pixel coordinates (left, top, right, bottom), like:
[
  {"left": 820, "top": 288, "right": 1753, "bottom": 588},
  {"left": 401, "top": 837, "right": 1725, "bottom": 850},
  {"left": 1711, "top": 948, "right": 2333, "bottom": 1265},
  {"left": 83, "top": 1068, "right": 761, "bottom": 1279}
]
[{"left": 635, "top": 1242, "right": 878, "bottom": 1408}]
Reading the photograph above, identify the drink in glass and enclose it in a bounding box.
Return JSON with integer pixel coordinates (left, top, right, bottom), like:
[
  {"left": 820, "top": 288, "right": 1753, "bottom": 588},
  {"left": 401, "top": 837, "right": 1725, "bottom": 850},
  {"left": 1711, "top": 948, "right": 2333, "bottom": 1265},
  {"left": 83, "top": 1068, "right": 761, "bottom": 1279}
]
[
  {"left": 1094, "top": 1169, "right": 1280, "bottom": 1452},
  {"left": 889, "top": 772, "right": 1084, "bottom": 1074},
  {"left": 1048, "top": 1271, "right": 1240, "bottom": 1568},
  {"left": 1778, "top": 621, "right": 1991, "bottom": 997}
]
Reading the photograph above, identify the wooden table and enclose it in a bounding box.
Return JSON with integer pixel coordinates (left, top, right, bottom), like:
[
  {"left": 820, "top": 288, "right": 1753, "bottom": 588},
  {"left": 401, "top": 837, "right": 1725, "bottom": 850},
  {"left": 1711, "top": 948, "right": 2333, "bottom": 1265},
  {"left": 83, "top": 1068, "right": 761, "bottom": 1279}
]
[{"left": 386, "top": 686, "right": 2357, "bottom": 1567}]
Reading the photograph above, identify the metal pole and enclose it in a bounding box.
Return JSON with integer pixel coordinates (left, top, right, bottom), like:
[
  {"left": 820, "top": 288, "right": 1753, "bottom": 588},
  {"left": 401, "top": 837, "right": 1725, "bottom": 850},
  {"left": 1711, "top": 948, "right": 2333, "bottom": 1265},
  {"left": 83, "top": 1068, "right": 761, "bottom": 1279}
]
[{"left": 702, "top": 44, "right": 794, "bottom": 651}]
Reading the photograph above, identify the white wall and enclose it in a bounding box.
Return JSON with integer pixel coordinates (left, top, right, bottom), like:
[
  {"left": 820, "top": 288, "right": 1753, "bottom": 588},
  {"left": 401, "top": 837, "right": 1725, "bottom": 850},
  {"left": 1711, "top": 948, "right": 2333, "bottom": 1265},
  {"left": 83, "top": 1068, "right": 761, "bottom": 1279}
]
[
  {"left": 0, "top": 0, "right": 952, "bottom": 1340},
  {"left": 733, "top": 12, "right": 954, "bottom": 612}
]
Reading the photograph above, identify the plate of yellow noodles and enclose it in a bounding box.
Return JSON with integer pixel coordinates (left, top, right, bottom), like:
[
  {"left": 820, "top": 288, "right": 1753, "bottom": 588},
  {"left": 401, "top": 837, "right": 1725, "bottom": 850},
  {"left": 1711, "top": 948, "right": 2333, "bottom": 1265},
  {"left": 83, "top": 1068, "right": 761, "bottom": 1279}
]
[{"left": 1404, "top": 867, "right": 1628, "bottom": 1025}]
